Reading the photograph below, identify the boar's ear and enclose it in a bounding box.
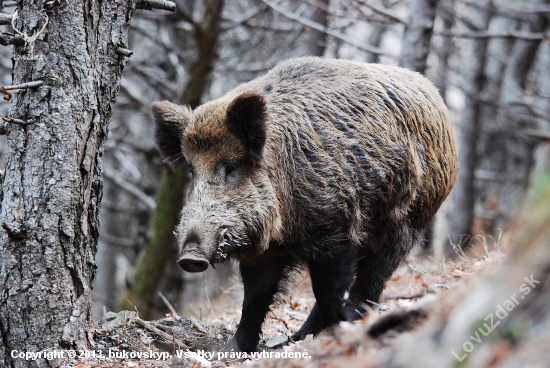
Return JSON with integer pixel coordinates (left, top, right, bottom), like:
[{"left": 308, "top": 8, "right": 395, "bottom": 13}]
[
  {"left": 226, "top": 91, "right": 267, "bottom": 161},
  {"left": 152, "top": 101, "right": 191, "bottom": 167}
]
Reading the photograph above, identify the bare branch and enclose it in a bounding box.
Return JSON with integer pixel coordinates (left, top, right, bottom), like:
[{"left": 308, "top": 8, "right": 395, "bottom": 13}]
[
  {"left": 133, "top": 318, "right": 189, "bottom": 349},
  {"left": 0, "top": 33, "right": 24, "bottom": 46},
  {"left": 0, "top": 80, "right": 43, "bottom": 100},
  {"left": 119, "top": 77, "right": 150, "bottom": 109},
  {"left": 1, "top": 80, "right": 44, "bottom": 90},
  {"left": 261, "top": 0, "right": 397, "bottom": 57},
  {"left": 0, "top": 13, "right": 13, "bottom": 25},
  {"left": 524, "top": 129, "right": 550, "bottom": 140},
  {"left": 1, "top": 117, "right": 33, "bottom": 126},
  {"left": 137, "top": 0, "right": 176, "bottom": 12},
  {"left": 157, "top": 292, "right": 177, "bottom": 315},
  {"left": 131, "top": 25, "right": 188, "bottom": 62},
  {"left": 100, "top": 232, "right": 135, "bottom": 248},
  {"left": 1, "top": 2, "right": 19, "bottom": 8},
  {"left": 222, "top": 4, "right": 267, "bottom": 29},
  {"left": 189, "top": 315, "right": 208, "bottom": 334},
  {"left": 461, "top": 0, "right": 550, "bottom": 19},
  {"left": 356, "top": 0, "right": 407, "bottom": 24},
  {"left": 101, "top": 200, "right": 143, "bottom": 215},
  {"left": 103, "top": 168, "right": 157, "bottom": 211},
  {"left": 115, "top": 47, "right": 133, "bottom": 57},
  {"left": 437, "top": 30, "right": 550, "bottom": 41},
  {"left": 0, "top": 88, "right": 11, "bottom": 99},
  {"left": 508, "top": 100, "right": 550, "bottom": 120},
  {"left": 174, "top": 6, "right": 199, "bottom": 32},
  {"left": 133, "top": 64, "right": 177, "bottom": 98}
]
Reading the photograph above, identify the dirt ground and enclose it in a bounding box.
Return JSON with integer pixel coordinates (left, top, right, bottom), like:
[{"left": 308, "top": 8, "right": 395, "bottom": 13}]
[{"left": 66, "top": 241, "right": 506, "bottom": 368}]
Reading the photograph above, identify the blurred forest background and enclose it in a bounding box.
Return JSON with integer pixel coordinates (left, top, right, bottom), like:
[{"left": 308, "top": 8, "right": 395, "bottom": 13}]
[{"left": 0, "top": 0, "right": 549, "bottom": 323}]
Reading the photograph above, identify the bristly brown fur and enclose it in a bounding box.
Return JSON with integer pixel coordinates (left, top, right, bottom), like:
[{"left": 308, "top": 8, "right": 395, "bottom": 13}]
[{"left": 153, "top": 57, "right": 459, "bottom": 352}]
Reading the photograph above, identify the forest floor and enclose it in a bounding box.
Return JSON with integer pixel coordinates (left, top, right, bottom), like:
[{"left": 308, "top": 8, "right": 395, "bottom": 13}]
[{"left": 70, "top": 243, "right": 506, "bottom": 368}]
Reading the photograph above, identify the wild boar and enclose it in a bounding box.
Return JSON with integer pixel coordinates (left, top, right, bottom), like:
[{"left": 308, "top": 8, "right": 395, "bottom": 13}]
[{"left": 152, "top": 57, "right": 458, "bottom": 352}]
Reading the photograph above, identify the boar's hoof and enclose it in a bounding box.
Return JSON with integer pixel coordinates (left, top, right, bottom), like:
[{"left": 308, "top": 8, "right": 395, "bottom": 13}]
[{"left": 177, "top": 254, "right": 209, "bottom": 272}]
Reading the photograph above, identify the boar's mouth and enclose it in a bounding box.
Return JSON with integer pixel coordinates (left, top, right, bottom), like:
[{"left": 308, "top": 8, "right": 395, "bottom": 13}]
[{"left": 210, "top": 227, "right": 251, "bottom": 264}]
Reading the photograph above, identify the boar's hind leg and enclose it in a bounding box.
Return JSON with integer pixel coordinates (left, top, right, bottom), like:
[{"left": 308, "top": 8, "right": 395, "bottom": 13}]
[
  {"left": 345, "top": 226, "right": 422, "bottom": 320},
  {"left": 226, "top": 252, "right": 290, "bottom": 352},
  {"left": 292, "top": 248, "right": 355, "bottom": 341}
]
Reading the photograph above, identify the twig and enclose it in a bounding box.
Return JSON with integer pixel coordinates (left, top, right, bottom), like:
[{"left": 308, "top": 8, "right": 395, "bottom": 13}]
[
  {"left": 261, "top": 0, "right": 397, "bottom": 57},
  {"left": 0, "top": 33, "right": 24, "bottom": 46},
  {"left": 384, "top": 292, "right": 427, "bottom": 300},
  {"left": 2, "top": 2, "right": 19, "bottom": 7},
  {"left": 0, "top": 81, "right": 43, "bottom": 100},
  {"left": 524, "top": 129, "right": 550, "bottom": 140},
  {"left": 1, "top": 117, "right": 33, "bottom": 126},
  {"left": 115, "top": 47, "right": 133, "bottom": 57},
  {"left": 131, "top": 25, "right": 188, "bottom": 62},
  {"left": 436, "top": 30, "right": 550, "bottom": 41},
  {"left": 103, "top": 168, "right": 157, "bottom": 211},
  {"left": 222, "top": 4, "right": 266, "bottom": 29},
  {"left": 137, "top": 0, "right": 176, "bottom": 12},
  {"left": 1, "top": 80, "right": 44, "bottom": 91},
  {"left": 157, "top": 292, "right": 177, "bottom": 315},
  {"left": 189, "top": 316, "right": 208, "bottom": 334},
  {"left": 174, "top": 7, "right": 198, "bottom": 32},
  {"left": 99, "top": 232, "right": 135, "bottom": 248},
  {"left": 0, "top": 13, "right": 13, "bottom": 25},
  {"left": 133, "top": 318, "right": 190, "bottom": 348},
  {"left": 133, "top": 65, "right": 177, "bottom": 97},
  {"left": 508, "top": 100, "right": 549, "bottom": 120},
  {"left": 119, "top": 77, "right": 150, "bottom": 109},
  {"left": 0, "top": 88, "right": 11, "bottom": 100},
  {"left": 356, "top": 0, "right": 407, "bottom": 24},
  {"left": 9, "top": 35, "right": 24, "bottom": 45}
]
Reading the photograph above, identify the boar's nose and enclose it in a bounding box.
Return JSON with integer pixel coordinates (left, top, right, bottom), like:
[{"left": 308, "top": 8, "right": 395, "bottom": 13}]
[{"left": 177, "top": 253, "right": 209, "bottom": 272}]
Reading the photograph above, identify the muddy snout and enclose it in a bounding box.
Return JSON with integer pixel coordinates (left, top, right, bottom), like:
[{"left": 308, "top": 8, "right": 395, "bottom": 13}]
[{"left": 177, "top": 253, "right": 210, "bottom": 272}]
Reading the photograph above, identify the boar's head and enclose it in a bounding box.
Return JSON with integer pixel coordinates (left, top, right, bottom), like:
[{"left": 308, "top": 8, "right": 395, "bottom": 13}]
[{"left": 152, "top": 91, "right": 282, "bottom": 272}]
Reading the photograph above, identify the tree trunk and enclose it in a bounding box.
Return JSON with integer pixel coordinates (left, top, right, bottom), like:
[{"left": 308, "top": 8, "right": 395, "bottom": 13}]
[
  {"left": 470, "top": 16, "right": 518, "bottom": 246},
  {"left": 447, "top": 0, "right": 493, "bottom": 255},
  {"left": 433, "top": 0, "right": 454, "bottom": 100},
  {"left": 0, "top": 1, "right": 136, "bottom": 366},
  {"left": 120, "top": 0, "right": 225, "bottom": 317},
  {"left": 399, "top": 0, "right": 439, "bottom": 74},
  {"left": 493, "top": 0, "right": 550, "bottom": 229},
  {"left": 303, "top": 0, "right": 329, "bottom": 57}
]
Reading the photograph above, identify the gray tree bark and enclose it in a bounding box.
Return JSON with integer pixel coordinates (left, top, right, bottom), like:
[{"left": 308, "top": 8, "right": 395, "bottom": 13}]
[
  {"left": 399, "top": 0, "right": 439, "bottom": 74},
  {"left": 433, "top": 0, "right": 454, "bottom": 100},
  {"left": 493, "top": 0, "right": 550, "bottom": 228},
  {"left": 447, "top": 0, "right": 493, "bottom": 255},
  {"left": 470, "top": 16, "right": 518, "bottom": 245},
  {"left": 303, "top": 0, "right": 329, "bottom": 57},
  {"left": 0, "top": 1, "right": 138, "bottom": 366}
]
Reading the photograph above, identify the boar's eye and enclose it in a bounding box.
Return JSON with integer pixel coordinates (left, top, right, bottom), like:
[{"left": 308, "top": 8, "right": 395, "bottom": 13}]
[
  {"left": 187, "top": 164, "right": 195, "bottom": 179},
  {"left": 224, "top": 164, "right": 236, "bottom": 179}
]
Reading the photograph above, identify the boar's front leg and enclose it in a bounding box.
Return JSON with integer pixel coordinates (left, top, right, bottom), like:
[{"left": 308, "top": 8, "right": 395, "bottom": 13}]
[
  {"left": 225, "top": 250, "right": 289, "bottom": 352},
  {"left": 292, "top": 248, "right": 355, "bottom": 341}
]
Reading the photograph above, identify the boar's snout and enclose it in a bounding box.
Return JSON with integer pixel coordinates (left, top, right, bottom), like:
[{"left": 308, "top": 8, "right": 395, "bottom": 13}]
[{"left": 177, "top": 253, "right": 210, "bottom": 272}]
